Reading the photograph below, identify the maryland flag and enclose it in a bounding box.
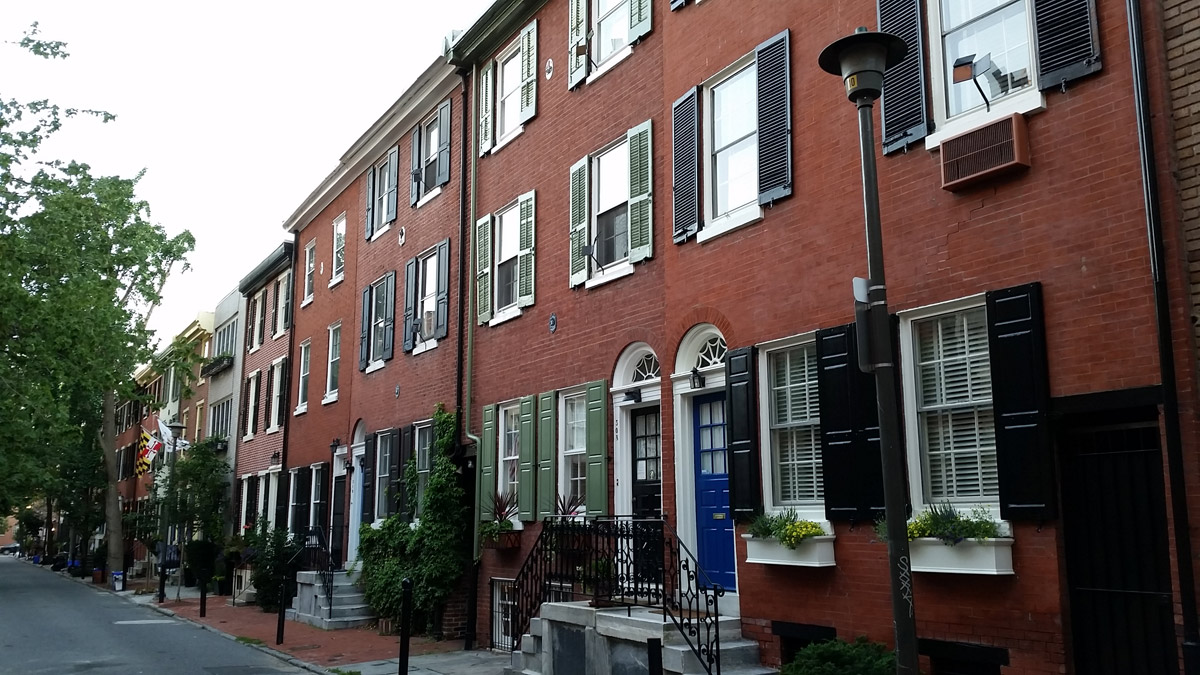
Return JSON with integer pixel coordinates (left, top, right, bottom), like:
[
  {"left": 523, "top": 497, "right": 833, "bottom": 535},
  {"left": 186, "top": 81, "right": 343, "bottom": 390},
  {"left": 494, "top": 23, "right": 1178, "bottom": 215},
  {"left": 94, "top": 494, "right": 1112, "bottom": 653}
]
[{"left": 135, "top": 427, "right": 163, "bottom": 476}]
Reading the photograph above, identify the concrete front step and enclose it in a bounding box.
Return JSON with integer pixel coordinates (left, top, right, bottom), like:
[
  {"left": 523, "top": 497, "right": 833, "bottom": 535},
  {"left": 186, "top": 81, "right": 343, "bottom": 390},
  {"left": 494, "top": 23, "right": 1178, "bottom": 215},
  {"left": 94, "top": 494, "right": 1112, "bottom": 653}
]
[
  {"left": 286, "top": 608, "right": 376, "bottom": 630},
  {"left": 664, "top": 638, "right": 764, "bottom": 674}
]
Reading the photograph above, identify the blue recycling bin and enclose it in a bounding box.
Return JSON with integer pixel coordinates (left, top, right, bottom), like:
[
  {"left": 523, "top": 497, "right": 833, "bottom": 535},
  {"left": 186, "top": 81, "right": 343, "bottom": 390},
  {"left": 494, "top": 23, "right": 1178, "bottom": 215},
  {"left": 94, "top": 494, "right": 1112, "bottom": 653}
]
[{"left": 111, "top": 571, "right": 124, "bottom": 591}]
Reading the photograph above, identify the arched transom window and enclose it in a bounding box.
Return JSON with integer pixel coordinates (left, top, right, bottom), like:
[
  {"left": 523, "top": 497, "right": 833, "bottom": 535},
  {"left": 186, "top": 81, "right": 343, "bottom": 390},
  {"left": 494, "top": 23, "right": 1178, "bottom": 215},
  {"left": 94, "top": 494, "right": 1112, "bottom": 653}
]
[
  {"left": 695, "top": 336, "right": 727, "bottom": 369},
  {"left": 633, "top": 354, "right": 661, "bottom": 382}
]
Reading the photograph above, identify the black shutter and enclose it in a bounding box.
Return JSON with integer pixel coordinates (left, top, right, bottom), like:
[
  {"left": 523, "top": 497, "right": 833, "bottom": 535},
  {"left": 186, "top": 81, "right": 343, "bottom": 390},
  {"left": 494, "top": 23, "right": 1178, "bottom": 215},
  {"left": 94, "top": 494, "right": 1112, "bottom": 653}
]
[
  {"left": 270, "top": 280, "right": 279, "bottom": 336},
  {"left": 436, "top": 100, "right": 451, "bottom": 187},
  {"left": 726, "top": 346, "right": 761, "bottom": 521},
  {"left": 435, "top": 238, "right": 450, "bottom": 339},
  {"left": 275, "top": 472, "right": 290, "bottom": 529},
  {"left": 317, "top": 463, "right": 330, "bottom": 531},
  {"left": 238, "top": 378, "right": 248, "bottom": 439},
  {"left": 246, "top": 478, "right": 258, "bottom": 526},
  {"left": 410, "top": 127, "right": 422, "bottom": 206},
  {"left": 276, "top": 357, "right": 289, "bottom": 428},
  {"left": 382, "top": 271, "right": 396, "bottom": 361},
  {"left": 1032, "top": 0, "right": 1102, "bottom": 90},
  {"left": 817, "top": 324, "right": 887, "bottom": 522},
  {"left": 383, "top": 429, "right": 398, "bottom": 517},
  {"left": 386, "top": 146, "right": 399, "bottom": 221},
  {"left": 756, "top": 30, "right": 792, "bottom": 206},
  {"left": 671, "top": 87, "right": 701, "bottom": 243},
  {"left": 402, "top": 257, "right": 417, "bottom": 353},
  {"left": 244, "top": 297, "right": 254, "bottom": 352},
  {"left": 295, "top": 467, "right": 312, "bottom": 534},
  {"left": 362, "top": 436, "right": 376, "bottom": 524},
  {"left": 365, "top": 169, "right": 375, "bottom": 240},
  {"left": 987, "top": 282, "right": 1055, "bottom": 521},
  {"left": 359, "top": 286, "right": 370, "bottom": 371},
  {"left": 878, "top": 0, "right": 930, "bottom": 154},
  {"left": 398, "top": 425, "right": 415, "bottom": 522}
]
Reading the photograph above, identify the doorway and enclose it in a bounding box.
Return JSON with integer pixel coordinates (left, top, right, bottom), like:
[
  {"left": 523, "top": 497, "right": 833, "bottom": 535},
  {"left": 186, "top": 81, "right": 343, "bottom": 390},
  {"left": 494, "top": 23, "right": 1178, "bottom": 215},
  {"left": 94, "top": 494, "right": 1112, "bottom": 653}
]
[{"left": 693, "top": 392, "right": 735, "bottom": 591}]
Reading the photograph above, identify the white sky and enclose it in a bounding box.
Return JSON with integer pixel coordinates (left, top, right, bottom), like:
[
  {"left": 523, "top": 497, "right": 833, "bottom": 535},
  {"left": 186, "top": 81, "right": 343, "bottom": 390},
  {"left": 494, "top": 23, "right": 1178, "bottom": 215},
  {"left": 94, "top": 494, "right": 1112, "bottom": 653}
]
[{"left": 1, "top": 1, "right": 493, "bottom": 346}]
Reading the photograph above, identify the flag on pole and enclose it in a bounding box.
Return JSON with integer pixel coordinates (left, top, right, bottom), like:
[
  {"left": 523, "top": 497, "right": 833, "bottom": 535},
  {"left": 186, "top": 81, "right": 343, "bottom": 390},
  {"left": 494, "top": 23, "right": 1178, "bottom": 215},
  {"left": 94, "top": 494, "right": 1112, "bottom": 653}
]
[
  {"left": 158, "top": 418, "right": 190, "bottom": 453},
  {"left": 135, "top": 427, "right": 162, "bottom": 476}
]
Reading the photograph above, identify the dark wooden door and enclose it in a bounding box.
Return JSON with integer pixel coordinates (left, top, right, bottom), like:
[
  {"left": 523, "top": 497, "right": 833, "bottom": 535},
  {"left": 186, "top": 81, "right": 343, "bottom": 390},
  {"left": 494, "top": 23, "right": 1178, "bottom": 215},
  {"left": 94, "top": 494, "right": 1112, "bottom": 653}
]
[
  {"left": 632, "top": 406, "right": 662, "bottom": 519},
  {"left": 331, "top": 475, "right": 346, "bottom": 569},
  {"left": 1061, "top": 416, "right": 1177, "bottom": 675}
]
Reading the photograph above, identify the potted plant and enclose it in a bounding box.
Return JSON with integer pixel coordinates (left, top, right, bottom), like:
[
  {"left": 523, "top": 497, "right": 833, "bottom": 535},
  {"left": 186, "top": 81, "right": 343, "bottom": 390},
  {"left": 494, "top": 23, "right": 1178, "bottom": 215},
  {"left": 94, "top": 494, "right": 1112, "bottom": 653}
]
[
  {"left": 742, "top": 509, "right": 835, "bottom": 567},
  {"left": 875, "top": 502, "right": 1013, "bottom": 575},
  {"left": 480, "top": 490, "right": 521, "bottom": 550}
]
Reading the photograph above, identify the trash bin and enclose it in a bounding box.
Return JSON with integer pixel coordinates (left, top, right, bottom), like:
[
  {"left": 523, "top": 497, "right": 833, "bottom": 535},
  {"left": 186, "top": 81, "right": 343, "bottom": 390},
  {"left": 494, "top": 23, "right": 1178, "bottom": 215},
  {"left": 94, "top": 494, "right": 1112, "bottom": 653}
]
[{"left": 111, "top": 571, "right": 124, "bottom": 592}]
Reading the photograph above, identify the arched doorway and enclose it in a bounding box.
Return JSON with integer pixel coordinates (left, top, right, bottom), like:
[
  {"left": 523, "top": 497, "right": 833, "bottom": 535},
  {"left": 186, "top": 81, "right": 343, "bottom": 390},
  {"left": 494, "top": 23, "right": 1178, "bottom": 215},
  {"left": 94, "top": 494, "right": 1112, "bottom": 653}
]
[
  {"left": 345, "top": 421, "right": 366, "bottom": 564},
  {"left": 612, "top": 343, "right": 664, "bottom": 519}
]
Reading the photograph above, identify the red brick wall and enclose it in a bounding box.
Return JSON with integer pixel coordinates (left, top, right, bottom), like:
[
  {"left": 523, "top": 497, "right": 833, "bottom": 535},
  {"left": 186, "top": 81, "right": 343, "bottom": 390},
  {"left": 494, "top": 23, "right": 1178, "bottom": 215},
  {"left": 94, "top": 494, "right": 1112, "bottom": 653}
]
[{"left": 237, "top": 277, "right": 290, "bottom": 479}]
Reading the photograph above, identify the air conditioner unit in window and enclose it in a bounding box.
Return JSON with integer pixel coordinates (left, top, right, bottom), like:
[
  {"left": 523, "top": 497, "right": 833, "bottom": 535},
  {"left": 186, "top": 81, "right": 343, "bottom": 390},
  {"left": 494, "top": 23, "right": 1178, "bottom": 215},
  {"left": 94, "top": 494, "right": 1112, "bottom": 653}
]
[
  {"left": 421, "top": 311, "right": 435, "bottom": 341},
  {"left": 940, "top": 113, "right": 1031, "bottom": 192}
]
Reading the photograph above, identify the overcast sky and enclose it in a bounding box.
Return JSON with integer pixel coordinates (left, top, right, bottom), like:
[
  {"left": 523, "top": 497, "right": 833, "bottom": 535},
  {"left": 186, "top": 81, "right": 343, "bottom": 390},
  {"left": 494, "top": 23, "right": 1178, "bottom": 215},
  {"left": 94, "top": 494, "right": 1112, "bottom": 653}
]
[{"left": 2, "top": 1, "right": 492, "bottom": 346}]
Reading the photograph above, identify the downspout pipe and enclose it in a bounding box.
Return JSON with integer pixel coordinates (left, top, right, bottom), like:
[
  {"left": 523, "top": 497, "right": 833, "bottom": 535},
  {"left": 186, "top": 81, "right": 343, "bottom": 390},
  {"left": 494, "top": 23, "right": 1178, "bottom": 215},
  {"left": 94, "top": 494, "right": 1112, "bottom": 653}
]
[
  {"left": 280, "top": 231, "right": 300, "bottom": 530},
  {"left": 1126, "top": 0, "right": 1200, "bottom": 667}
]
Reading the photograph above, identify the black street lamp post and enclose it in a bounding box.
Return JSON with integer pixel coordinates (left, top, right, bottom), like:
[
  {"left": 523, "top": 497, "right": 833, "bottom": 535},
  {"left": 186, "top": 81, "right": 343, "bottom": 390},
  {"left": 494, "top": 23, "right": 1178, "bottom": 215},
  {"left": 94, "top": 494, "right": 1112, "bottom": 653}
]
[
  {"left": 157, "top": 420, "right": 186, "bottom": 605},
  {"left": 819, "top": 27, "right": 919, "bottom": 675}
]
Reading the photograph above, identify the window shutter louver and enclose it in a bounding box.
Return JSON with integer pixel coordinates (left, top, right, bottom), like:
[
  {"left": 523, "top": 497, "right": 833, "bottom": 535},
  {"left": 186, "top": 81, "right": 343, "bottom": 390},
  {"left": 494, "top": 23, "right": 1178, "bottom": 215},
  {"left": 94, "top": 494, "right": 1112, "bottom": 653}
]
[
  {"left": 627, "top": 120, "right": 653, "bottom": 263},
  {"left": 628, "top": 0, "right": 651, "bottom": 44},
  {"left": 672, "top": 87, "right": 701, "bottom": 243},
  {"left": 386, "top": 146, "right": 399, "bottom": 221},
  {"left": 517, "top": 191, "right": 536, "bottom": 307},
  {"left": 362, "top": 436, "right": 376, "bottom": 524},
  {"left": 277, "top": 357, "right": 289, "bottom": 428},
  {"left": 365, "top": 169, "right": 375, "bottom": 240},
  {"left": 987, "top": 282, "right": 1055, "bottom": 521},
  {"left": 246, "top": 479, "right": 258, "bottom": 526},
  {"left": 1033, "top": 0, "right": 1102, "bottom": 90},
  {"left": 270, "top": 280, "right": 280, "bottom": 335},
  {"left": 275, "top": 473, "right": 291, "bottom": 529},
  {"left": 537, "top": 391, "right": 557, "bottom": 519},
  {"left": 410, "top": 128, "right": 421, "bottom": 207},
  {"left": 755, "top": 30, "right": 792, "bottom": 205},
  {"left": 476, "top": 215, "right": 493, "bottom": 324},
  {"left": 480, "top": 404, "right": 497, "bottom": 521},
  {"left": 567, "top": 0, "right": 589, "bottom": 89},
  {"left": 382, "top": 271, "right": 396, "bottom": 360},
  {"left": 517, "top": 395, "right": 537, "bottom": 521},
  {"left": 435, "top": 238, "right": 450, "bottom": 338},
  {"left": 568, "top": 156, "right": 590, "bottom": 288},
  {"left": 359, "top": 286, "right": 370, "bottom": 371},
  {"left": 878, "top": 0, "right": 930, "bottom": 154},
  {"left": 296, "top": 468, "right": 312, "bottom": 534},
  {"left": 479, "top": 62, "right": 495, "bottom": 155},
  {"left": 585, "top": 380, "right": 609, "bottom": 517},
  {"left": 726, "top": 347, "right": 761, "bottom": 520},
  {"left": 402, "top": 258, "right": 417, "bottom": 353},
  {"left": 520, "top": 21, "right": 538, "bottom": 123},
  {"left": 317, "top": 463, "right": 330, "bottom": 530},
  {"left": 263, "top": 368, "right": 273, "bottom": 431},
  {"left": 436, "top": 100, "right": 451, "bottom": 187},
  {"left": 283, "top": 273, "right": 292, "bottom": 329},
  {"left": 386, "top": 430, "right": 401, "bottom": 517},
  {"left": 398, "top": 426, "right": 414, "bottom": 522},
  {"left": 239, "top": 379, "right": 248, "bottom": 437}
]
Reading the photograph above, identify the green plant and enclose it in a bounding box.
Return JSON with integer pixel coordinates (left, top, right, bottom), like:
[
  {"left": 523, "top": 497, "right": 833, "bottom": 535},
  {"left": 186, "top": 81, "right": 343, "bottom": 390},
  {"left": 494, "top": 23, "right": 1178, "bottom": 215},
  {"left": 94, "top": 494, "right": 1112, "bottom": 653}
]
[
  {"left": 479, "top": 519, "right": 514, "bottom": 543},
  {"left": 555, "top": 492, "right": 586, "bottom": 516},
  {"left": 234, "top": 636, "right": 264, "bottom": 646},
  {"left": 329, "top": 669, "right": 363, "bottom": 675},
  {"left": 480, "top": 490, "right": 518, "bottom": 543},
  {"left": 745, "top": 509, "right": 825, "bottom": 549},
  {"left": 245, "top": 521, "right": 302, "bottom": 612},
  {"left": 875, "top": 502, "right": 1002, "bottom": 545},
  {"left": 781, "top": 636, "right": 895, "bottom": 675}
]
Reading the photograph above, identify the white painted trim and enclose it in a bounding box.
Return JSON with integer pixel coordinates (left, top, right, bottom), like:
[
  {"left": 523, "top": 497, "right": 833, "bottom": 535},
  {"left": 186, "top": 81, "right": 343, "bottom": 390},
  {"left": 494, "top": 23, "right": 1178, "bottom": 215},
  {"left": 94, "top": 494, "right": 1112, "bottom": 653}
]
[
  {"left": 488, "top": 305, "right": 522, "bottom": 327},
  {"left": 293, "top": 403, "right": 308, "bottom": 416},
  {"left": 584, "top": 261, "right": 635, "bottom": 289},
  {"left": 697, "top": 202, "right": 763, "bottom": 244},
  {"left": 321, "top": 392, "right": 339, "bottom": 405},
  {"left": 370, "top": 223, "right": 391, "bottom": 242},
  {"left": 492, "top": 125, "right": 524, "bottom": 153},
  {"left": 415, "top": 185, "right": 443, "bottom": 208},
  {"left": 364, "top": 360, "right": 385, "bottom": 374},
  {"left": 412, "top": 338, "right": 438, "bottom": 356},
  {"left": 586, "top": 44, "right": 633, "bottom": 85},
  {"left": 925, "top": 89, "right": 1045, "bottom": 150},
  {"left": 300, "top": 297, "right": 314, "bottom": 309},
  {"left": 327, "top": 275, "right": 344, "bottom": 290}
]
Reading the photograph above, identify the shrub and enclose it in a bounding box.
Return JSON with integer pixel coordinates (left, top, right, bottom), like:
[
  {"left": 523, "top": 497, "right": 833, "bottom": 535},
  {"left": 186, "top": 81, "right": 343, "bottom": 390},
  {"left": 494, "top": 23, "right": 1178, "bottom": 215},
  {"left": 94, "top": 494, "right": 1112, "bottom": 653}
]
[
  {"left": 875, "top": 502, "right": 1001, "bottom": 545},
  {"left": 781, "top": 637, "right": 895, "bottom": 675},
  {"left": 245, "top": 522, "right": 301, "bottom": 612}
]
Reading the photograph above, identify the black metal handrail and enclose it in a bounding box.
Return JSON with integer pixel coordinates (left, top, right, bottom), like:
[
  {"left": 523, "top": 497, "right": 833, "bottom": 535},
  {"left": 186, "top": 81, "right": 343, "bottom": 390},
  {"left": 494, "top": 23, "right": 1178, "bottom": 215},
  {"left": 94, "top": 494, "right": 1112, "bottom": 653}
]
[
  {"left": 661, "top": 519, "right": 723, "bottom": 675},
  {"left": 297, "top": 526, "right": 334, "bottom": 618}
]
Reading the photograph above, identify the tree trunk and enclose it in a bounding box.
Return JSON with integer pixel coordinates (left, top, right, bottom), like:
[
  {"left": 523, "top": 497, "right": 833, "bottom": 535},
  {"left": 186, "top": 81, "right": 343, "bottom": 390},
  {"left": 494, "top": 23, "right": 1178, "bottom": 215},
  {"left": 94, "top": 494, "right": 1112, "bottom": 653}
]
[{"left": 101, "top": 389, "right": 124, "bottom": 582}]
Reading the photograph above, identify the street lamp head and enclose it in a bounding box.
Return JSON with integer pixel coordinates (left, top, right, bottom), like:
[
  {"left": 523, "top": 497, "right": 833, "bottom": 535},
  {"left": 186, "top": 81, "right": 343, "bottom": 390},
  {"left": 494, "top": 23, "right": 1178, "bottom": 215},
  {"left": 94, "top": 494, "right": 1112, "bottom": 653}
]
[
  {"left": 818, "top": 27, "right": 908, "bottom": 103},
  {"left": 167, "top": 420, "right": 185, "bottom": 436}
]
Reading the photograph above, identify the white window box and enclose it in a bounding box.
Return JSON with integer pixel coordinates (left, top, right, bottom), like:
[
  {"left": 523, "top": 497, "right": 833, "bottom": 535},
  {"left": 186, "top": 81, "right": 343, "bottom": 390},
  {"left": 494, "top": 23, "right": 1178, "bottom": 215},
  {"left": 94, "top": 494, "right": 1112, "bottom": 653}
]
[
  {"left": 741, "top": 534, "right": 836, "bottom": 568},
  {"left": 321, "top": 392, "right": 339, "bottom": 405},
  {"left": 908, "top": 537, "right": 1014, "bottom": 575}
]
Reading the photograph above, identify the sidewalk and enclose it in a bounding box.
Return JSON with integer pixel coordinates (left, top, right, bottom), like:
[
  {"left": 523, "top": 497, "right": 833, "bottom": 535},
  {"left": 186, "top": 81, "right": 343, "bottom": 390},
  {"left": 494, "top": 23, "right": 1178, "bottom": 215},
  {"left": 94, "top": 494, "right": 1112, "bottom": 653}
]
[{"left": 32, "top": 561, "right": 508, "bottom": 675}]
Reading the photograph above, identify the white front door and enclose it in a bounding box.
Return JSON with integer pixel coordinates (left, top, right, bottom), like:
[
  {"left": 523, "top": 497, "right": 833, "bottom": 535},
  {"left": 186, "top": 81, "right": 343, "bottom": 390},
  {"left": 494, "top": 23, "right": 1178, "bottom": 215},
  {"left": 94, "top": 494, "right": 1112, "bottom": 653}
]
[{"left": 346, "top": 457, "right": 363, "bottom": 563}]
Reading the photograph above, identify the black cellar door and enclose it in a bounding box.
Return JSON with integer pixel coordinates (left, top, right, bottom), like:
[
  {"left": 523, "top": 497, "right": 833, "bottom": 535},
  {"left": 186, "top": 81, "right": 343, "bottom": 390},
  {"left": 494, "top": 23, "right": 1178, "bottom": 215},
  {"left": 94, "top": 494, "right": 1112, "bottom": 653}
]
[
  {"left": 1060, "top": 413, "right": 1178, "bottom": 675},
  {"left": 631, "top": 406, "right": 663, "bottom": 519},
  {"left": 331, "top": 475, "right": 346, "bottom": 570}
]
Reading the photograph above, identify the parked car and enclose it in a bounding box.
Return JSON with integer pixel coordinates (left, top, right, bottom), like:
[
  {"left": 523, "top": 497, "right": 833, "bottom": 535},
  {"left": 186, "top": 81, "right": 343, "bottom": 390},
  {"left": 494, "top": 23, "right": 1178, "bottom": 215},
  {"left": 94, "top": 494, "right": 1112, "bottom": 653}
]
[{"left": 0, "top": 543, "right": 21, "bottom": 555}]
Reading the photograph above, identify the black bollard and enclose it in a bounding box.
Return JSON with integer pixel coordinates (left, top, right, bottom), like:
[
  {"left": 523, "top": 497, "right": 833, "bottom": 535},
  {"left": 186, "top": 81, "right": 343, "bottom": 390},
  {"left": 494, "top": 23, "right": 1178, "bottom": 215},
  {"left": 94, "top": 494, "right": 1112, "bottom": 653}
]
[
  {"left": 397, "top": 578, "right": 413, "bottom": 674},
  {"left": 648, "top": 637, "right": 663, "bottom": 675},
  {"left": 276, "top": 568, "right": 287, "bottom": 646},
  {"left": 200, "top": 582, "right": 207, "bottom": 618}
]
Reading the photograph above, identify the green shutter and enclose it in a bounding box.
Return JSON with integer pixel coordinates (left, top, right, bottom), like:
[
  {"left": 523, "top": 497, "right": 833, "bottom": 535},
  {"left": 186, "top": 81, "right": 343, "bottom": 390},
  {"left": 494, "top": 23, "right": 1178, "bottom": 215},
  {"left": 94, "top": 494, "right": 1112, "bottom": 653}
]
[
  {"left": 479, "top": 62, "right": 494, "bottom": 156},
  {"left": 517, "top": 395, "right": 537, "bottom": 521},
  {"left": 568, "top": 156, "right": 589, "bottom": 288},
  {"left": 627, "top": 119, "right": 653, "bottom": 263},
  {"left": 628, "top": 0, "right": 651, "bottom": 44},
  {"left": 475, "top": 214, "right": 492, "bottom": 324},
  {"left": 479, "top": 404, "right": 497, "bottom": 521},
  {"left": 585, "top": 380, "right": 608, "bottom": 517},
  {"left": 517, "top": 191, "right": 536, "bottom": 308},
  {"left": 567, "top": 0, "right": 589, "bottom": 89},
  {"left": 519, "top": 20, "right": 538, "bottom": 123},
  {"left": 536, "top": 390, "right": 557, "bottom": 520}
]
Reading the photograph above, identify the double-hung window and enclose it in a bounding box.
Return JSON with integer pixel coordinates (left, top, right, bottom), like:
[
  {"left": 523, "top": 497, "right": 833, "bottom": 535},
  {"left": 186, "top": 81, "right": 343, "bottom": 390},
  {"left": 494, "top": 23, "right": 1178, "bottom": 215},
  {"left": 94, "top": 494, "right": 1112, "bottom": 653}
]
[
  {"left": 410, "top": 103, "right": 451, "bottom": 205},
  {"left": 421, "top": 114, "right": 439, "bottom": 196},
  {"left": 267, "top": 358, "right": 286, "bottom": 432},
  {"left": 939, "top": 0, "right": 1032, "bottom": 118},
  {"left": 360, "top": 272, "right": 395, "bottom": 371},
  {"left": 498, "top": 47, "right": 523, "bottom": 141},
  {"left": 215, "top": 319, "right": 237, "bottom": 357},
  {"left": 560, "top": 393, "right": 587, "bottom": 508},
  {"left": 251, "top": 288, "right": 267, "bottom": 348},
  {"left": 592, "top": 0, "right": 629, "bottom": 65},
  {"left": 375, "top": 431, "right": 392, "bottom": 519},
  {"left": 418, "top": 253, "right": 438, "bottom": 344},
  {"left": 403, "top": 240, "right": 449, "bottom": 353},
  {"left": 710, "top": 62, "right": 758, "bottom": 220},
  {"left": 767, "top": 344, "right": 822, "bottom": 506},
  {"left": 364, "top": 148, "right": 399, "bottom": 240},
  {"left": 244, "top": 371, "right": 260, "bottom": 438},
  {"left": 304, "top": 241, "right": 316, "bottom": 302},
  {"left": 568, "top": 121, "right": 652, "bottom": 288},
  {"left": 499, "top": 404, "right": 520, "bottom": 500},
  {"left": 372, "top": 279, "right": 388, "bottom": 360},
  {"left": 273, "top": 271, "right": 291, "bottom": 336},
  {"left": 415, "top": 424, "right": 434, "bottom": 517},
  {"left": 325, "top": 323, "right": 341, "bottom": 399},
  {"left": 478, "top": 21, "right": 537, "bottom": 155},
  {"left": 477, "top": 195, "right": 535, "bottom": 325},
  {"left": 209, "top": 397, "right": 232, "bottom": 439},
  {"left": 495, "top": 204, "right": 520, "bottom": 312},
  {"left": 567, "top": 0, "right": 649, "bottom": 87},
  {"left": 909, "top": 305, "right": 997, "bottom": 504},
  {"left": 296, "top": 340, "right": 310, "bottom": 411},
  {"left": 331, "top": 215, "right": 346, "bottom": 282}
]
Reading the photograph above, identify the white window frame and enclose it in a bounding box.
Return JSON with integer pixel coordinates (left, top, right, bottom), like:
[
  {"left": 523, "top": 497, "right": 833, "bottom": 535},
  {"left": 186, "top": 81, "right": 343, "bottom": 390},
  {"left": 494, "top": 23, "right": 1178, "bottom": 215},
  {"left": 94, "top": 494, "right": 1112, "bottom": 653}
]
[
  {"left": 924, "top": 0, "right": 1045, "bottom": 149},
  {"left": 374, "top": 430, "right": 392, "bottom": 521},
  {"left": 252, "top": 288, "right": 267, "bottom": 350},
  {"left": 414, "top": 422, "right": 434, "bottom": 517},
  {"left": 371, "top": 158, "right": 391, "bottom": 240},
  {"left": 303, "top": 240, "right": 316, "bottom": 306},
  {"left": 590, "top": 0, "right": 632, "bottom": 73},
  {"left": 324, "top": 322, "right": 341, "bottom": 403},
  {"left": 295, "top": 339, "right": 311, "bottom": 414},
  {"left": 215, "top": 319, "right": 237, "bottom": 357},
  {"left": 309, "top": 463, "right": 324, "bottom": 529},
  {"left": 243, "top": 370, "right": 260, "bottom": 440},
  {"left": 267, "top": 357, "right": 285, "bottom": 433},
  {"left": 585, "top": 136, "right": 634, "bottom": 287},
  {"left": 330, "top": 214, "right": 346, "bottom": 285},
  {"left": 272, "top": 271, "right": 290, "bottom": 338},
  {"left": 558, "top": 389, "right": 588, "bottom": 512},
  {"left": 494, "top": 38, "right": 524, "bottom": 150},
  {"left": 287, "top": 469, "right": 299, "bottom": 533},
  {"left": 209, "top": 397, "right": 232, "bottom": 440},
  {"left": 412, "top": 247, "right": 440, "bottom": 355},
  {"left": 899, "top": 294, "right": 1004, "bottom": 521},
  {"left": 367, "top": 275, "right": 390, "bottom": 367},
  {"left": 498, "top": 402, "right": 521, "bottom": 498},
  {"left": 755, "top": 334, "right": 828, "bottom": 523},
  {"left": 699, "top": 53, "right": 763, "bottom": 244},
  {"left": 415, "top": 111, "right": 442, "bottom": 206},
  {"left": 492, "top": 201, "right": 521, "bottom": 320}
]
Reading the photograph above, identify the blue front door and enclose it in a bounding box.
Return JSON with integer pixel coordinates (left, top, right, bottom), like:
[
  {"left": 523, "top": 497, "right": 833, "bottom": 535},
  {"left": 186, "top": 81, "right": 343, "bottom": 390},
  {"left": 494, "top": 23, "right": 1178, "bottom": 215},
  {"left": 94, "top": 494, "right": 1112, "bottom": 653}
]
[{"left": 693, "top": 392, "right": 735, "bottom": 591}]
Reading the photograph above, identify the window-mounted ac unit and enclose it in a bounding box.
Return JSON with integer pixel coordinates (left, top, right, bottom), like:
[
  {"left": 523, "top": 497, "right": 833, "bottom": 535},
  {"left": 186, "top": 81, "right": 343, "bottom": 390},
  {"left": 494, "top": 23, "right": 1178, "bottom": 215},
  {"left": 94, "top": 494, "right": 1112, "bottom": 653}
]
[
  {"left": 421, "top": 311, "right": 435, "bottom": 340},
  {"left": 941, "top": 113, "right": 1031, "bottom": 192}
]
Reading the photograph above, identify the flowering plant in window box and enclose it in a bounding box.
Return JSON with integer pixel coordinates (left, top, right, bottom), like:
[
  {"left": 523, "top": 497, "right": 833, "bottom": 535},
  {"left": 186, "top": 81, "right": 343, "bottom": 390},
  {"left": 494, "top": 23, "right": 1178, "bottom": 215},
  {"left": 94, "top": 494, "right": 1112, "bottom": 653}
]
[
  {"left": 480, "top": 490, "right": 520, "bottom": 550},
  {"left": 875, "top": 503, "right": 1013, "bottom": 575},
  {"left": 741, "top": 509, "right": 835, "bottom": 567}
]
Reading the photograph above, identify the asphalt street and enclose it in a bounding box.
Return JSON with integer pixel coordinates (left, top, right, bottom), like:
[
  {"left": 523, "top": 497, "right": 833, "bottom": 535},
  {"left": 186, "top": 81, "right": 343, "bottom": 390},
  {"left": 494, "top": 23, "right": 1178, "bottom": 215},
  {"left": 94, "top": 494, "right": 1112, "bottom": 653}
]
[{"left": 0, "top": 555, "right": 305, "bottom": 675}]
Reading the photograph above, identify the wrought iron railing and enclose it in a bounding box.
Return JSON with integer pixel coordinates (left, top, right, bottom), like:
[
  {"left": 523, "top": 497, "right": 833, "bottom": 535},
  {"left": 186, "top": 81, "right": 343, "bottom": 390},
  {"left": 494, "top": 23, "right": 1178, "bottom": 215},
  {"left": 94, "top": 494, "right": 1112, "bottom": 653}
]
[
  {"left": 297, "top": 526, "right": 334, "bottom": 618},
  {"left": 505, "top": 516, "right": 723, "bottom": 675}
]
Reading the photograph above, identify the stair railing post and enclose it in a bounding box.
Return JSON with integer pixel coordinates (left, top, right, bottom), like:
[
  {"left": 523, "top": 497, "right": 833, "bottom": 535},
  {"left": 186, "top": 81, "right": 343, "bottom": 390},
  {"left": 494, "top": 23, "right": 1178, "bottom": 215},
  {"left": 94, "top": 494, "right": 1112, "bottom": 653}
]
[
  {"left": 397, "top": 577, "right": 413, "bottom": 674},
  {"left": 648, "top": 637, "right": 663, "bottom": 675}
]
